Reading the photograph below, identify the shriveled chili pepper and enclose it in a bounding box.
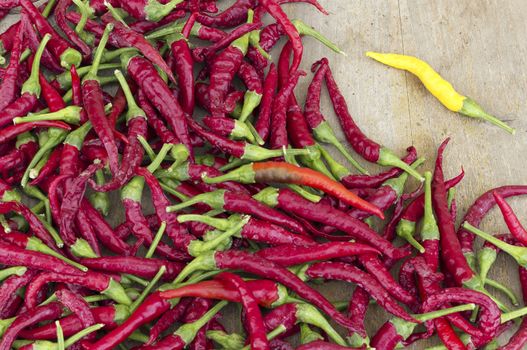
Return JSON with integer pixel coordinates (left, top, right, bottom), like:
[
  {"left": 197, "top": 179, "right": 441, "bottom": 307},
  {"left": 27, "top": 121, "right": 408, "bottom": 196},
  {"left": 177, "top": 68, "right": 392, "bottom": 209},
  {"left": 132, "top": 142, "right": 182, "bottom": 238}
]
[
  {"left": 254, "top": 63, "right": 278, "bottom": 141},
  {"left": 491, "top": 191, "right": 527, "bottom": 245},
  {"left": 54, "top": 0, "right": 92, "bottom": 58},
  {"left": 187, "top": 117, "right": 309, "bottom": 161},
  {"left": 0, "top": 21, "right": 24, "bottom": 111},
  {"left": 370, "top": 303, "right": 476, "bottom": 350},
  {"left": 216, "top": 272, "right": 269, "bottom": 350},
  {"left": 0, "top": 34, "right": 51, "bottom": 129},
  {"left": 0, "top": 121, "right": 71, "bottom": 146},
  {"left": 196, "top": 0, "right": 255, "bottom": 28},
  {"left": 127, "top": 55, "right": 193, "bottom": 159},
  {"left": 203, "top": 162, "right": 384, "bottom": 217},
  {"left": 55, "top": 288, "right": 96, "bottom": 341},
  {"left": 80, "top": 256, "right": 182, "bottom": 280},
  {"left": 322, "top": 61, "right": 424, "bottom": 180},
  {"left": 160, "top": 279, "right": 287, "bottom": 307},
  {"left": 146, "top": 297, "right": 192, "bottom": 345},
  {"left": 458, "top": 185, "right": 527, "bottom": 264},
  {"left": 432, "top": 139, "right": 480, "bottom": 290},
  {"left": 82, "top": 24, "right": 120, "bottom": 175},
  {"left": 129, "top": 9, "right": 186, "bottom": 34},
  {"left": 24, "top": 270, "right": 131, "bottom": 309},
  {"left": 167, "top": 188, "right": 308, "bottom": 235},
  {"left": 20, "top": 0, "right": 82, "bottom": 68},
  {"left": 256, "top": 241, "right": 379, "bottom": 265},
  {"left": 254, "top": 187, "right": 408, "bottom": 259},
  {"left": 174, "top": 250, "right": 356, "bottom": 331},
  {"left": 19, "top": 304, "right": 130, "bottom": 340},
  {"left": 303, "top": 261, "right": 415, "bottom": 327},
  {"left": 367, "top": 52, "right": 515, "bottom": 134},
  {"left": 0, "top": 302, "right": 63, "bottom": 350},
  {"left": 237, "top": 61, "right": 264, "bottom": 122},
  {"left": 0, "top": 269, "right": 37, "bottom": 319}
]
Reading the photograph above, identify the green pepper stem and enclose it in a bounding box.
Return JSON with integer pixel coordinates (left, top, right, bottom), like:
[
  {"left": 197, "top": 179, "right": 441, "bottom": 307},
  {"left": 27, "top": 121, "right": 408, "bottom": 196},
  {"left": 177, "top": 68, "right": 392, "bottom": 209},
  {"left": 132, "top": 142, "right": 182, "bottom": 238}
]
[
  {"left": 105, "top": 1, "right": 129, "bottom": 27},
  {"left": 316, "top": 143, "right": 352, "bottom": 179},
  {"left": 64, "top": 323, "right": 104, "bottom": 348},
  {"left": 174, "top": 301, "right": 228, "bottom": 345},
  {"left": 147, "top": 144, "right": 173, "bottom": 173},
  {"left": 219, "top": 158, "right": 247, "bottom": 172},
  {"left": 462, "top": 222, "right": 527, "bottom": 266},
  {"left": 173, "top": 252, "right": 217, "bottom": 284},
  {"left": 42, "top": 0, "right": 58, "bottom": 17},
  {"left": 130, "top": 266, "right": 166, "bottom": 312},
  {"left": 14, "top": 106, "right": 82, "bottom": 125},
  {"left": 89, "top": 169, "right": 110, "bottom": 216},
  {"left": 122, "top": 274, "right": 149, "bottom": 287},
  {"left": 114, "top": 70, "right": 146, "bottom": 122},
  {"left": 103, "top": 278, "right": 132, "bottom": 305},
  {"left": 249, "top": 30, "right": 271, "bottom": 61},
  {"left": 202, "top": 164, "right": 255, "bottom": 185},
  {"left": 137, "top": 135, "right": 156, "bottom": 161},
  {"left": 145, "top": 21, "right": 184, "bottom": 40},
  {"left": 72, "top": 0, "right": 94, "bottom": 34},
  {"left": 231, "top": 9, "right": 253, "bottom": 55},
  {"left": 384, "top": 158, "right": 425, "bottom": 197},
  {"left": 57, "top": 63, "right": 119, "bottom": 89},
  {"left": 169, "top": 144, "right": 190, "bottom": 169},
  {"left": 232, "top": 119, "right": 257, "bottom": 143},
  {"left": 207, "top": 330, "right": 246, "bottom": 350},
  {"left": 300, "top": 323, "right": 324, "bottom": 344},
  {"left": 239, "top": 90, "right": 263, "bottom": 123},
  {"left": 102, "top": 48, "right": 138, "bottom": 63},
  {"left": 253, "top": 187, "right": 280, "bottom": 207},
  {"left": 85, "top": 24, "right": 114, "bottom": 81},
  {"left": 177, "top": 214, "right": 231, "bottom": 231},
  {"left": 412, "top": 303, "right": 476, "bottom": 322},
  {"left": 420, "top": 171, "right": 440, "bottom": 242},
  {"left": 144, "top": 0, "right": 185, "bottom": 22},
  {"left": 312, "top": 122, "right": 368, "bottom": 174},
  {"left": 485, "top": 278, "right": 519, "bottom": 306},
  {"left": 159, "top": 180, "right": 188, "bottom": 202},
  {"left": 0, "top": 266, "right": 27, "bottom": 282},
  {"left": 296, "top": 303, "right": 347, "bottom": 346},
  {"left": 39, "top": 215, "right": 65, "bottom": 248},
  {"left": 145, "top": 221, "right": 167, "bottom": 259},
  {"left": 240, "top": 325, "right": 287, "bottom": 350},
  {"left": 477, "top": 246, "right": 497, "bottom": 288},
  {"left": 167, "top": 190, "right": 225, "bottom": 213},
  {"left": 460, "top": 98, "right": 515, "bottom": 135},
  {"left": 378, "top": 148, "right": 424, "bottom": 181},
  {"left": 23, "top": 185, "right": 51, "bottom": 224},
  {"left": 56, "top": 321, "right": 65, "bottom": 350},
  {"left": 128, "top": 331, "right": 149, "bottom": 343},
  {"left": 28, "top": 237, "right": 88, "bottom": 272},
  {"left": 242, "top": 144, "right": 311, "bottom": 161},
  {"left": 21, "top": 34, "right": 51, "bottom": 97},
  {"left": 187, "top": 216, "right": 249, "bottom": 256},
  {"left": 287, "top": 184, "right": 322, "bottom": 203},
  {"left": 245, "top": 121, "right": 265, "bottom": 146},
  {"left": 292, "top": 19, "right": 345, "bottom": 55}
]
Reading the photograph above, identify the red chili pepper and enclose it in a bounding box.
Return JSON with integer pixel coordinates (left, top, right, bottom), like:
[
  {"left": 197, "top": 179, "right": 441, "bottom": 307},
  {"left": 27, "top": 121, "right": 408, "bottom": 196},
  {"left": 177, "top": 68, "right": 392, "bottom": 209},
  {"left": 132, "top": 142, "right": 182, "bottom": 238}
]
[
  {"left": 19, "top": 304, "right": 129, "bottom": 340},
  {"left": 260, "top": 0, "right": 303, "bottom": 73},
  {"left": 79, "top": 256, "right": 182, "bottom": 280},
  {"left": 74, "top": 208, "right": 101, "bottom": 256},
  {"left": 296, "top": 341, "right": 360, "bottom": 350},
  {"left": 323, "top": 61, "right": 423, "bottom": 181},
  {"left": 205, "top": 162, "right": 385, "bottom": 218},
  {"left": 0, "top": 269, "right": 37, "bottom": 318},
  {"left": 54, "top": 0, "right": 92, "bottom": 58},
  {"left": 346, "top": 286, "right": 370, "bottom": 345},
  {"left": 129, "top": 10, "right": 186, "bottom": 33},
  {"left": 202, "top": 116, "right": 256, "bottom": 143},
  {"left": 147, "top": 297, "right": 192, "bottom": 345},
  {"left": 254, "top": 63, "right": 278, "bottom": 141},
  {"left": 137, "top": 89, "right": 177, "bottom": 144},
  {"left": 196, "top": 0, "right": 255, "bottom": 28},
  {"left": 270, "top": 69, "right": 306, "bottom": 149},
  {"left": 136, "top": 167, "right": 193, "bottom": 253},
  {"left": 127, "top": 56, "right": 193, "bottom": 160},
  {"left": 168, "top": 188, "right": 308, "bottom": 235},
  {"left": 238, "top": 60, "right": 264, "bottom": 121},
  {"left": 501, "top": 267, "right": 527, "bottom": 349},
  {"left": 491, "top": 191, "right": 527, "bottom": 245},
  {"left": 256, "top": 242, "right": 379, "bottom": 266},
  {"left": 0, "top": 122, "right": 70, "bottom": 146},
  {"left": 0, "top": 21, "right": 24, "bottom": 111},
  {"left": 80, "top": 199, "right": 131, "bottom": 255},
  {"left": 20, "top": 0, "right": 82, "bottom": 68},
  {"left": 55, "top": 288, "right": 96, "bottom": 340},
  {"left": 0, "top": 302, "right": 63, "bottom": 350},
  {"left": 0, "top": 34, "right": 51, "bottom": 129},
  {"left": 216, "top": 272, "right": 269, "bottom": 350},
  {"left": 107, "top": 87, "right": 126, "bottom": 127},
  {"left": 24, "top": 270, "right": 131, "bottom": 310},
  {"left": 432, "top": 139, "right": 479, "bottom": 290},
  {"left": 304, "top": 261, "right": 415, "bottom": 327},
  {"left": 166, "top": 13, "right": 196, "bottom": 115}
]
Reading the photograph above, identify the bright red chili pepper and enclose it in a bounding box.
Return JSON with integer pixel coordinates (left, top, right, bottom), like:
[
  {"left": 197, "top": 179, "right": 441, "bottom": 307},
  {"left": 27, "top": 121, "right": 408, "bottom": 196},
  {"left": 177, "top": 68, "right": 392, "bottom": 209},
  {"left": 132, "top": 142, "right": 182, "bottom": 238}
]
[
  {"left": 0, "top": 21, "right": 24, "bottom": 111},
  {"left": 0, "top": 269, "right": 37, "bottom": 319},
  {"left": 196, "top": 0, "right": 256, "bottom": 28},
  {"left": 146, "top": 298, "right": 192, "bottom": 345},
  {"left": 254, "top": 63, "right": 278, "bottom": 141}
]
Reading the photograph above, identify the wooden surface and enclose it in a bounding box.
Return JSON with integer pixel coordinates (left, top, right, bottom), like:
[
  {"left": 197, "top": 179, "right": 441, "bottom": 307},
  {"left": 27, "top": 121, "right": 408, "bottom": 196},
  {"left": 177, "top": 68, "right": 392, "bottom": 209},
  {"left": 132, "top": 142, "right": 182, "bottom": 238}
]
[{"left": 2, "top": 0, "right": 527, "bottom": 348}]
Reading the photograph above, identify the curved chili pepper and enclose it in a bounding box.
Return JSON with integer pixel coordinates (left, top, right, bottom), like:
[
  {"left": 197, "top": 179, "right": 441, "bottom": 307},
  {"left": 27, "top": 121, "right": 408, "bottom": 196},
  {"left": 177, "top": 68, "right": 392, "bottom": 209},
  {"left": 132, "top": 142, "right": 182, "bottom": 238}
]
[
  {"left": 254, "top": 187, "right": 407, "bottom": 259},
  {"left": 0, "top": 34, "right": 51, "bottom": 129},
  {"left": 256, "top": 241, "right": 378, "bottom": 265},
  {"left": 254, "top": 63, "right": 278, "bottom": 141},
  {"left": 367, "top": 52, "right": 514, "bottom": 134},
  {"left": 20, "top": 0, "right": 82, "bottom": 68},
  {"left": 0, "top": 302, "right": 63, "bottom": 350},
  {"left": 216, "top": 272, "right": 269, "bottom": 350},
  {"left": 55, "top": 0, "right": 92, "bottom": 58},
  {"left": 127, "top": 56, "right": 193, "bottom": 160},
  {"left": 238, "top": 60, "right": 264, "bottom": 121},
  {"left": 25, "top": 270, "right": 131, "bottom": 309},
  {"left": 0, "top": 269, "right": 37, "bottom": 318},
  {"left": 116, "top": 0, "right": 187, "bottom": 22},
  {"left": 204, "top": 162, "right": 384, "bottom": 218},
  {"left": 0, "top": 21, "right": 24, "bottom": 111},
  {"left": 147, "top": 298, "right": 191, "bottom": 345},
  {"left": 178, "top": 214, "right": 314, "bottom": 246},
  {"left": 56, "top": 288, "right": 96, "bottom": 340},
  {"left": 304, "top": 261, "right": 415, "bottom": 326},
  {"left": 196, "top": 0, "right": 255, "bottom": 28},
  {"left": 491, "top": 191, "right": 527, "bottom": 245},
  {"left": 168, "top": 188, "right": 307, "bottom": 235},
  {"left": 129, "top": 9, "right": 186, "bottom": 34}
]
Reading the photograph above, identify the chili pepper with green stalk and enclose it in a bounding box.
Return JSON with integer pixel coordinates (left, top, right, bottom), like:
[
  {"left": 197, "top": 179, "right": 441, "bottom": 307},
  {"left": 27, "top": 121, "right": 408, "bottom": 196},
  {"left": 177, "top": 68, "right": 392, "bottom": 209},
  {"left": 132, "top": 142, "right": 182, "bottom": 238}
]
[
  {"left": 202, "top": 116, "right": 256, "bottom": 143},
  {"left": 17, "top": 324, "right": 104, "bottom": 350},
  {"left": 203, "top": 162, "right": 385, "bottom": 218},
  {"left": 0, "top": 34, "right": 51, "bottom": 130}
]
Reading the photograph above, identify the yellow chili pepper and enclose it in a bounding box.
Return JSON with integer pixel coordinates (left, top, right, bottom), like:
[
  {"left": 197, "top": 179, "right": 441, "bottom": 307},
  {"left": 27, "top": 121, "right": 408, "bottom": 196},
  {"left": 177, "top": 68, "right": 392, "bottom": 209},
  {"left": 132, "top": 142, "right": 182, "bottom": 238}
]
[{"left": 366, "top": 52, "right": 515, "bottom": 134}]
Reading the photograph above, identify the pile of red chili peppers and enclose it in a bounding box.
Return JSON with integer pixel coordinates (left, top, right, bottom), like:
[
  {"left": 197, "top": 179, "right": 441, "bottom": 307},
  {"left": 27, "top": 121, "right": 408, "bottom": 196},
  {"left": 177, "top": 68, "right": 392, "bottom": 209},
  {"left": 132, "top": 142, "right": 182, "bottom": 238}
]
[{"left": 0, "top": 0, "right": 525, "bottom": 349}]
